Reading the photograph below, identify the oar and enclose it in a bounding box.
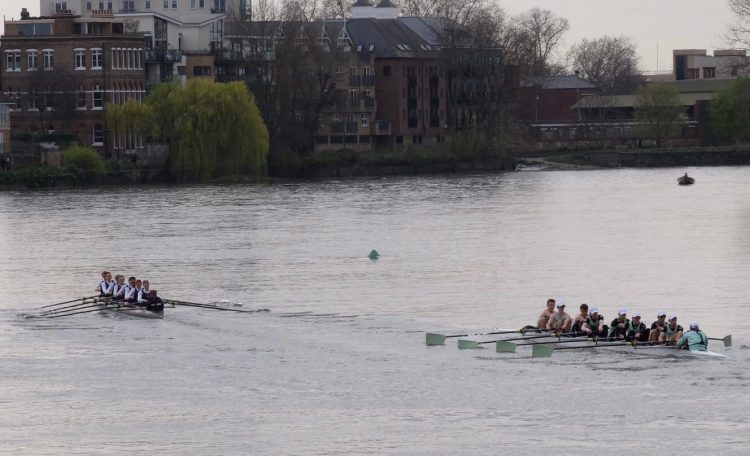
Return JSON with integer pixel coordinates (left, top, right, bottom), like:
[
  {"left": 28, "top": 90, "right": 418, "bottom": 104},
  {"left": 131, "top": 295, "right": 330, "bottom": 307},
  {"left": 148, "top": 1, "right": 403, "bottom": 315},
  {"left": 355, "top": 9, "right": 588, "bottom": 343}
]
[
  {"left": 531, "top": 341, "right": 634, "bottom": 358},
  {"left": 428, "top": 327, "right": 538, "bottom": 347},
  {"left": 496, "top": 336, "right": 595, "bottom": 353},
  {"left": 164, "top": 299, "right": 268, "bottom": 314},
  {"left": 40, "top": 295, "right": 98, "bottom": 309},
  {"left": 46, "top": 301, "right": 116, "bottom": 318},
  {"left": 709, "top": 335, "right": 732, "bottom": 348},
  {"left": 457, "top": 331, "right": 578, "bottom": 350},
  {"left": 41, "top": 298, "right": 109, "bottom": 315}
]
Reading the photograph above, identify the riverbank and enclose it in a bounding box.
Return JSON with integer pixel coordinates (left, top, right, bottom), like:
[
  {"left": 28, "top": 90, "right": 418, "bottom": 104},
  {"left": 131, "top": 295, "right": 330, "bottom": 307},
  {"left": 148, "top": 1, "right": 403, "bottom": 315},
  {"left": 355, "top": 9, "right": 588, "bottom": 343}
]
[{"left": 519, "top": 146, "right": 750, "bottom": 170}]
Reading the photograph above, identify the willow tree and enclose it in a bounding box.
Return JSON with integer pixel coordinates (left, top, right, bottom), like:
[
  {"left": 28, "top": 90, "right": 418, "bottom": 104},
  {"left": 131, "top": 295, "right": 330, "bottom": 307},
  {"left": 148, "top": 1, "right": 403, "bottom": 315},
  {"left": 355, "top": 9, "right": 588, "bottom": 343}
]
[
  {"left": 635, "top": 82, "right": 684, "bottom": 148},
  {"left": 107, "top": 80, "right": 269, "bottom": 180},
  {"left": 710, "top": 78, "right": 750, "bottom": 145}
]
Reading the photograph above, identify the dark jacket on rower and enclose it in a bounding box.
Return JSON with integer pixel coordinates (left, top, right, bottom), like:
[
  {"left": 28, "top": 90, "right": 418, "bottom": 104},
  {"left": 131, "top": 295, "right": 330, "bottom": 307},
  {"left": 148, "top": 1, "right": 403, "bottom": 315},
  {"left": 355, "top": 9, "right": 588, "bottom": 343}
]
[
  {"left": 626, "top": 321, "right": 649, "bottom": 342},
  {"left": 585, "top": 315, "right": 607, "bottom": 336},
  {"left": 608, "top": 317, "right": 630, "bottom": 339}
]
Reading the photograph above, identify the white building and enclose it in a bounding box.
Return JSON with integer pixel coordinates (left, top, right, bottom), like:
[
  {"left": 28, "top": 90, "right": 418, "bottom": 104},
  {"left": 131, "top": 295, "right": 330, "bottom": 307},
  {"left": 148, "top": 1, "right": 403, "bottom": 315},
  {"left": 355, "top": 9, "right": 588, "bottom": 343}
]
[
  {"left": 673, "top": 49, "right": 749, "bottom": 80},
  {"left": 39, "top": 0, "right": 251, "bottom": 83}
]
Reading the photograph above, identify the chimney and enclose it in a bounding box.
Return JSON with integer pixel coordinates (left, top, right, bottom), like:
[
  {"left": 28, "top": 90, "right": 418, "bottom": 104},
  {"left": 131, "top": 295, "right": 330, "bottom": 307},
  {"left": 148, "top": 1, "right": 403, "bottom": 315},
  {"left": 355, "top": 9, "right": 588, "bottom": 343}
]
[{"left": 20, "top": 8, "right": 30, "bottom": 20}]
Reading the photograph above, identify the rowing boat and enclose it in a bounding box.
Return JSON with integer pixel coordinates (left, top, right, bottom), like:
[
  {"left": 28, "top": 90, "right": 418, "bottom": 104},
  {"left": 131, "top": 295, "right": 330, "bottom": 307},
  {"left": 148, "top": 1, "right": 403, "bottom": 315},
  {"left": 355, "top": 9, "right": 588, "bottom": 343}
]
[
  {"left": 529, "top": 342, "right": 728, "bottom": 358},
  {"left": 110, "top": 306, "right": 165, "bottom": 319}
]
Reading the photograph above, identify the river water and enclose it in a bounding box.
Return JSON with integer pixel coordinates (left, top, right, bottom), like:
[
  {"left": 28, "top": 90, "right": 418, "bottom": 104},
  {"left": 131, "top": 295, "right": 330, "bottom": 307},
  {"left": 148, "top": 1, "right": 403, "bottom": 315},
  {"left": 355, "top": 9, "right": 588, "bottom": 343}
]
[{"left": 1, "top": 167, "right": 749, "bottom": 455}]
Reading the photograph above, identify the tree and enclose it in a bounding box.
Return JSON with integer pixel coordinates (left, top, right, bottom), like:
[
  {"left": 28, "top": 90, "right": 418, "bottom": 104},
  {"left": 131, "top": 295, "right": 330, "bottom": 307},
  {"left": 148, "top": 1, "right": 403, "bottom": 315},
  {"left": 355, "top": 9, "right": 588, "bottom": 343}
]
[
  {"left": 106, "top": 80, "right": 269, "bottom": 180},
  {"left": 728, "top": 0, "right": 750, "bottom": 47},
  {"left": 710, "top": 77, "right": 750, "bottom": 145},
  {"left": 513, "top": 8, "right": 569, "bottom": 76},
  {"left": 63, "top": 145, "right": 106, "bottom": 180},
  {"left": 635, "top": 82, "right": 683, "bottom": 148},
  {"left": 568, "top": 36, "right": 641, "bottom": 94}
]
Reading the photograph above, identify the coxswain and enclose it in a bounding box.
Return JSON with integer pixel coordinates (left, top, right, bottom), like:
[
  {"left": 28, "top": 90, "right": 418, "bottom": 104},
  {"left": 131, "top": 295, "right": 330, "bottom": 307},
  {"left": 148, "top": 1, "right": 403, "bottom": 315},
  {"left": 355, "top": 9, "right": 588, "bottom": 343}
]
[
  {"left": 676, "top": 322, "right": 708, "bottom": 351},
  {"left": 626, "top": 312, "right": 649, "bottom": 342},
  {"left": 661, "top": 314, "right": 684, "bottom": 345},
  {"left": 608, "top": 308, "right": 630, "bottom": 340},
  {"left": 546, "top": 301, "right": 572, "bottom": 333},
  {"left": 571, "top": 303, "right": 589, "bottom": 335},
  {"left": 138, "top": 280, "right": 164, "bottom": 311},
  {"left": 536, "top": 298, "right": 557, "bottom": 330},
  {"left": 582, "top": 307, "right": 607, "bottom": 338},
  {"left": 111, "top": 275, "right": 127, "bottom": 301},
  {"left": 649, "top": 311, "right": 668, "bottom": 343},
  {"left": 123, "top": 277, "right": 138, "bottom": 303}
]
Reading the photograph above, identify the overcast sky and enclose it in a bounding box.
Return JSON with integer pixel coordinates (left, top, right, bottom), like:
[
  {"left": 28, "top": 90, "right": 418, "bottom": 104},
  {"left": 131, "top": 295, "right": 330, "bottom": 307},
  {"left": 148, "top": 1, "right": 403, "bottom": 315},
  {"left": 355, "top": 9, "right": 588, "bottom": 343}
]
[{"left": 0, "top": 0, "right": 736, "bottom": 73}]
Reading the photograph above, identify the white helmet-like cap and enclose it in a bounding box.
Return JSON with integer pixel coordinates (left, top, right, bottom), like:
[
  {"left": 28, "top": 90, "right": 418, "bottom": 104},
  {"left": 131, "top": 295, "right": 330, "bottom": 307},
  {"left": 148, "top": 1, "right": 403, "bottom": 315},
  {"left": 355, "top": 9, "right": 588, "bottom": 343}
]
[
  {"left": 632, "top": 312, "right": 641, "bottom": 318},
  {"left": 590, "top": 307, "right": 599, "bottom": 314},
  {"left": 618, "top": 308, "right": 628, "bottom": 316},
  {"left": 690, "top": 321, "right": 700, "bottom": 330},
  {"left": 657, "top": 310, "right": 667, "bottom": 317},
  {"left": 669, "top": 314, "right": 678, "bottom": 321}
]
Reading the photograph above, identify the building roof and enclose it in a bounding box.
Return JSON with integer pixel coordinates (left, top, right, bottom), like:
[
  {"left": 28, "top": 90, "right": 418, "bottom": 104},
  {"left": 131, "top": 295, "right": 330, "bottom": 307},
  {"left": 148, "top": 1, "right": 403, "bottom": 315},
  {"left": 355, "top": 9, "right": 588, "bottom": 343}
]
[
  {"left": 524, "top": 75, "right": 597, "bottom": 90},
  {"left": 573, "top": 91, "right": 720, "bottom": 110},
  {"left": 664, "top": 78, "right": 735, "bottom": 93}
]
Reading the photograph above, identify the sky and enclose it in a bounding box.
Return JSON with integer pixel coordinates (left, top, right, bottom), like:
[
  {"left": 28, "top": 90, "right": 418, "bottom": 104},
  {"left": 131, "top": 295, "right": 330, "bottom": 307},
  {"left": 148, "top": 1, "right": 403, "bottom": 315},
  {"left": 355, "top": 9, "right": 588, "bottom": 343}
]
[{"left": 0, "top": 0, "right": 737, "bottom": 73}]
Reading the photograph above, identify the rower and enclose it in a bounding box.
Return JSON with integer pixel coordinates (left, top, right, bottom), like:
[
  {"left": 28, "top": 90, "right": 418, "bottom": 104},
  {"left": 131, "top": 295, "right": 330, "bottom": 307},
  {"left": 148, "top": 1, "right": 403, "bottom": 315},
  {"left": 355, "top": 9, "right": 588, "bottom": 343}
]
[
  {"left": 582, "top": 307, "right": 607, "bottom": 338},
  {"left": 649, "top": 311, "right": 668, "bottom": 343},
  {"left": 98, "top": 271, "right": 114, "bottom": 297},
  {"left": 123, "top": 277, "right": 138, "bottom": 303},
  {"left": 571, "top": 303, "right": 589, "bottom": 335},
  {"left": 626, "top": 312, "right": 649, "bottom": 342},
  {"left": 676, "top": 322, "right": 708, "bottom": 351},
  {"left": 537, "top": 298, "right": 557, "bottom": 330},
  {"left": 546, "top": 301, "right": 572, "bottom": 333},
  {"left": 608, "top": 308, "right": 629, "bottom": 340},
  {"left": 661, "top": 314, "right": 684, "bottom": 346},
  {"left": 111, "top": 275, "right": 127, "bottom": 301}
]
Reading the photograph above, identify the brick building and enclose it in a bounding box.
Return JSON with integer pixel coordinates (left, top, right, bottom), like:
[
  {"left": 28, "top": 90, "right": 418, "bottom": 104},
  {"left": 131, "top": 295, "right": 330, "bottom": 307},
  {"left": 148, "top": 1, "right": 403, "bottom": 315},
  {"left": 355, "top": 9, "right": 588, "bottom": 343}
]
[
  {"left": 0, "top": 94, "right": 11, "bottom": 168},
  {"left": 1, "top": 9, "right": 146, "bottom": 157}
]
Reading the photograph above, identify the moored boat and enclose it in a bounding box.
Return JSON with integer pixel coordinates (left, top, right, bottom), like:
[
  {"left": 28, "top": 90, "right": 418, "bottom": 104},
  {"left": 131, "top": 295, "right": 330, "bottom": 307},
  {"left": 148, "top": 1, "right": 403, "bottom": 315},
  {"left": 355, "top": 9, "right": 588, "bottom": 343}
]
[{"left": 678, "top": 173, "right": 695, "bottom": 185}]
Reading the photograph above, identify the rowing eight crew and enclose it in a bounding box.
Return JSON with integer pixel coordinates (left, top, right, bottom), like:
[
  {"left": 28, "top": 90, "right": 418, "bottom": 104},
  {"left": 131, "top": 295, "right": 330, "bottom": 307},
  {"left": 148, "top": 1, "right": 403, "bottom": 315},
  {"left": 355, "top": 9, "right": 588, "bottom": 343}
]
[
  {"left": 536, "top": 298, "right": 709, "bottom": 351},
  {"left": 96, "top": 271, "right": 164, "bottom": 311}
]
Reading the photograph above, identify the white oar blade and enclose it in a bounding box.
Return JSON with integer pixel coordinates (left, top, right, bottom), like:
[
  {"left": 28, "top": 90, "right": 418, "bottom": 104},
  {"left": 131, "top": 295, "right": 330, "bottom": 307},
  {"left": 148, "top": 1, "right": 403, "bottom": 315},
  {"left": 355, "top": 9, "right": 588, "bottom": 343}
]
[
  {"left": 425, "top": 333, "right": 447, "bottom": 346},
  {"left": 495, "top": 340, "right": 517, "bottom": 353},
  {"left": 457, "top": 339, "right": 480, "bottom": 350},
  {"left": 532, "top": 344, "right": 555, "bottom": 358}
]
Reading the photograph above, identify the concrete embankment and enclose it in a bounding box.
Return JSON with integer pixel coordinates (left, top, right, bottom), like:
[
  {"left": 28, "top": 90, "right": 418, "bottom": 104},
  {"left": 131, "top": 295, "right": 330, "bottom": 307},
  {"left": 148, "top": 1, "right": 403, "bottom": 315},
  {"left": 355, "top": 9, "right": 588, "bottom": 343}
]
[{"left": 524, "top": 147, "right": 750, "bottom": 169}]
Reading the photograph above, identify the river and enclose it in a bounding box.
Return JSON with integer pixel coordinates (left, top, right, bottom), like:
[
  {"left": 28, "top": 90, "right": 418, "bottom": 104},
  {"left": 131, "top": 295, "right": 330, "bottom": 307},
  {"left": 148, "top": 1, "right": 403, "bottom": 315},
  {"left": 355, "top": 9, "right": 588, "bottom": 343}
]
[{"left": 1, "top": 167, "right": 749, "bottom": 455}]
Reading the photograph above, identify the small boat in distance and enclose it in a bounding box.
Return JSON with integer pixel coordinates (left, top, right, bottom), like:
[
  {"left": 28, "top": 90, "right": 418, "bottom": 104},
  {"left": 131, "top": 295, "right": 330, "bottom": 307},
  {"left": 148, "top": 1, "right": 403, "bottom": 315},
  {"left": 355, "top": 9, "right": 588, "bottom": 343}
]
[{"left": 678, "top": 173, "right": 695, "bottom": 185}]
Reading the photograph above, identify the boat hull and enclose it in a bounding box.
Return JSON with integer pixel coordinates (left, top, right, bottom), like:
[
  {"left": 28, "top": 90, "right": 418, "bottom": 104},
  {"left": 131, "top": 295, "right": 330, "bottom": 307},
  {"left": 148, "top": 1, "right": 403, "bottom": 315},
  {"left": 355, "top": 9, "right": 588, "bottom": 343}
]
[{"left": 102, "top": 305, "right": 164, "bottom": 319}]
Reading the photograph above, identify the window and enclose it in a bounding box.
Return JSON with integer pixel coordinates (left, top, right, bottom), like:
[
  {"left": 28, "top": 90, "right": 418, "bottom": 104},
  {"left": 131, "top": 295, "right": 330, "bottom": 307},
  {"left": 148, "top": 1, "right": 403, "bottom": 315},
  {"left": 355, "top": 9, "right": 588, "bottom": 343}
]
[
  {"left": 99, "top": 1, "right": 104, "bottom": 9},
  {"left": 686, "top": 68, "right": 699, "bottom": 79},
  {"left": 44, "top": 89, "right": 54, "bottom": 111},
  {"left": 703, "top": 67, "right": 716, "bottom": 79},
  {"left": 199, "top": 0, "right": 204, "bottom": 6},
  {"left": 363, "top": 66, "right": 372, "bottom": 76},
  {"left": 5, "top": 50, "right": 21, "bottom": 72},
  {"left": 28, "top": 89, "right": 38, "bottom": 110},
  {"left": 93, "top": 85, "right": 103, "bottom": 109},
  {"left": 77, "top": 86, "right": 87, "bottom": 109},
  {"left": 91, "top": 48, "right": 103, "bottom": 69},
  {"left": 335, "top": 67, "right": 342, "bottom": 80},
  {"left": 350, "top": 66, "right": 357, "bottom": 76},
  {"left": 145, "top": 0, "right": 151, "bottom": 8},
  {"left": 193, "top": 66, "right": 211, "bottom": 76},
  {"left": 27, "top": 50, "right": 38, "bottom": 71},
  {"left": 86, "top": 2, "right": 92, "bottom": 9},
  {"left": 191, "top": 0, "right": 195, "bottom": 7},
  {"left": 163, "top": 0, "right": 168, "bottom": 7},
  {"left": 93, "top": 124, "right": 104, "bottom": 145},
  {"left": 74, "top": 49, "right": 86, "bottom": 70},
  {"left": 361, "top": 113, "right": 369, "bottom": 127},
  {"left": 108, "top": 1, "right": 113, "bottom": 9},
  {"left": 123, "top": 0, "right": 135, "bottom": 10},
  {"left": 349, "top": 89, "right": 358, "bottom": 103},
  {"left": 55, "top": 2, "right": 68, "bottom": 12},
  {"left": 43, "top": 49, "right": 54, "bottom": 69},
  {"left": 172, "top": 0, "right": 177, "bottom": 8}
]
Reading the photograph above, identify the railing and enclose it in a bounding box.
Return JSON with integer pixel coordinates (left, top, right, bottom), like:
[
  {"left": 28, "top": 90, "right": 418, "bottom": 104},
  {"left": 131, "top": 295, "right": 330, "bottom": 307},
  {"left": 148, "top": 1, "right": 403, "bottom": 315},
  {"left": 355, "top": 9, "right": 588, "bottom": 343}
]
[
  {"left": 375, "top": 120, "right": 391, "bottom": 135},
  {"left": 345, "top": 121, "right": 358, "bottom": 133},
  {"left": 331, "top": 122, "right": 344, "bottom": 133},
  {"left": 362, "top": 75, "right": 374, "bottom": 86},
  {"left": 349, "top": 75, "right": 360, "bottom": 86},
  {"left": 91, "top": 9, "right": 113, "bottom": 16},
  {"left": 145, "top": 49, "right": 183, "bottom": 63},
  {"left": 363, "top": 97, "right": 375, "bottom": 109},
  {"left": 349, "top": 97, "right": 359, "bottom": 109}
]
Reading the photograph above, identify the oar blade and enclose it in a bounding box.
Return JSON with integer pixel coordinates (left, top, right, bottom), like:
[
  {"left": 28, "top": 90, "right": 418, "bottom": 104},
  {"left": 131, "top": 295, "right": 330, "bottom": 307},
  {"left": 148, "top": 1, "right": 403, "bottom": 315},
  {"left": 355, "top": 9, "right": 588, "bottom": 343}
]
[
  {"left": 425, "top": 333, "right": 447, "bottom": 346},
  {"left": 495, "top": 340, "right": 517, "bottom": 353},
  {"left": 532, "top": 344, "right": 555, "bottom": 358},
  {"left": 723, "top": 335, "right": 732, "bottom": 348},
  {"left": 457, "top": 339, "right": 480, "bottom": 350}
]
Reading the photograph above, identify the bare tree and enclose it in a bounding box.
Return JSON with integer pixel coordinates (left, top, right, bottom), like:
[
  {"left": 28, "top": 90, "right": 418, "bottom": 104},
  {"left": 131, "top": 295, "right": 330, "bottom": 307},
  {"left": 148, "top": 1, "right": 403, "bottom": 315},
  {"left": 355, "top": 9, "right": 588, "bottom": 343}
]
[
  {"left": 568, "top": 36, "right": 641, "bottom": 94},
  {"left": 727, "top": 0, "right": 750, "bottom": 47},
  {"left": 518, "top": 8, "right": 569, "bottom": 76}
]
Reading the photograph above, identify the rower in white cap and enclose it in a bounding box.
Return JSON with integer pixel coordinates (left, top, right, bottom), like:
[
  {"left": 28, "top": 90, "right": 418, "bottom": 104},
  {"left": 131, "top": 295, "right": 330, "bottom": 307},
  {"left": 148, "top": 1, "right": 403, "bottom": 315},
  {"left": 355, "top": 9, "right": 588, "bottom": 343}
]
[
  {"left": 649, "top": 311, "right": 668, "bottom": 343},
  {"left": 582, "top": 307, "right": 607, "bottom": 338},
  {"left": 662, "top": 314, "right": 684, "bottom": 346},
  {"left": 608, "top": 308, "right": 630, "bottom": 340},
  {"left": 626, "top": 312, "right": 649, "bottom": 342},
  {"left": 676, "top": 322, "right": 708, "bottom": 351},
  {"left": 545, "top": 300, "right": 572, "bottom": 333}
]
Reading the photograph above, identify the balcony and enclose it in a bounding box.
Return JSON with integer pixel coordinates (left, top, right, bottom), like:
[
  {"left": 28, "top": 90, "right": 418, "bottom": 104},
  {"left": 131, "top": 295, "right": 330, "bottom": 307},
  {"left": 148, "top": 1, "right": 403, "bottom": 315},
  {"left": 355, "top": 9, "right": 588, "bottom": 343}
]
[
  {"left": 345, "top": 121, "right": 358, "bottom": 133},
  {"left": 349, "top": 75, "right": 360, "bottom": 86},
  {"left": 331, "top": 122, "right": 344, "bottom": 134},
  {"left": 362, "top": 75, "right": 374, "bottom": 86},
  {"left": 375, "top": 120, "right": 391, "bottom": 135},
  {"left": 145, "top": 49, "right": 183, "bottom": 63},
  {"left": 363, "top": 96, "right": 375, "bottom": 109}
]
